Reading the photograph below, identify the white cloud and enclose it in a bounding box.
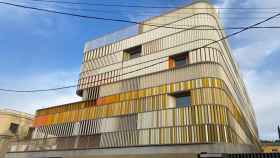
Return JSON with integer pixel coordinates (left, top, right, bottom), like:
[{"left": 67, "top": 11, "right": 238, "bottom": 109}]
[
  {"left": 243, "top": 69, "right": 280, "bottom": 140},
  {"left": 221, "top": 0, "right": 280, "bottom": 140},
  {"left": 0, "top": 70, "right": 81, "bottom": 114},
  {"left": 233, "top": 41, "right": 279, "bottom": 69}
]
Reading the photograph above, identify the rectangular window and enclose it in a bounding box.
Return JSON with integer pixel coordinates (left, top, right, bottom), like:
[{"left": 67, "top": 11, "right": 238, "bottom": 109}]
[
  {"left": 175, "top": 55, "right": 186, "bottom": 67},
  {"left": 9, "top": 123, "right": 19, "bottom": 134},
  {"left": 123, "top": 45, "right": 142, "bottom": 60},
  {"left": 169, "top": 52, "right": 189, "bottom": 68},
  {"left": 168, "top": 91, "right": 191, "bottom": 108}
]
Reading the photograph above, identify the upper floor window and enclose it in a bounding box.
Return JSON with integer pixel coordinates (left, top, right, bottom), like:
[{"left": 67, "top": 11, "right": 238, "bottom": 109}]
[
  {"left": 123, "top": 45, "right": 142, "bottom": 60},
  {"left": 169, "top": 52, "right": 189, "bottom": 68},
  {"left": 9, "top": 123, "right": 19, "bottom": 134}
]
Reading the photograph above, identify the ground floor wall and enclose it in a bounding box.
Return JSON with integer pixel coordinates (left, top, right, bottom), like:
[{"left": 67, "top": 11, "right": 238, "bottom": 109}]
[
  {"left": 0, "top": 136, "right": 12, "bottom": 158},
  {"left": 5, "top": 144, "right": 258, "bottom": 158}
]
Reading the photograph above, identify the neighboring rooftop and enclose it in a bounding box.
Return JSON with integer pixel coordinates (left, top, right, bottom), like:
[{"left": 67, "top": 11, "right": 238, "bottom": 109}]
[
  {"left": 0, "top": 108, "right": 33, "bottom": 119},
  {"left": 261, "top": 140, "right": 280, "bottom": 146}
]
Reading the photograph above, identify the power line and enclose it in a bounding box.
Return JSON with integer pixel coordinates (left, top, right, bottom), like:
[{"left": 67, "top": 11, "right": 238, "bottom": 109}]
[
  {"left": 14, "top": 0, "right": 197, "bottom": 9},
  {"left": 1, "top": 1, "right": 280, "bottom": 31},
  {"left": 1, "top": 0, "right": 280, "bottom": 74},
  {"left": 11, "top": 0, "right": 280, "bottom": 21},
  {"left": 11, "top": 0, "right": 280, "bottom": 15},
  {"left": 12, "top": 1, "right": 280, "bottom": 20},
  {"left": 0, "top": 1, "right": 213, "bottom": 30},
  {"left": 79, "top": 24, "right": 280, "bottom": 72},
  {"left": 0, "top": 5, "right": 279, "bottom": 93},
  {"left": 76, "top": 25, "right": 280, "bottom": 79},
  {"left": 0, "top": 86, "right": 76, "bottom": 93},
  {"left": 142, "top": 26, "right": 280, "bottom": 30},
  {"left": 52, "top": 7, "right": 280, "bottom": 15},
  {"left": 0, "top": 1, "right": 279, "bottom": 92},
  {"left": 13, "top": 0, "right": 280, "bottom": 10}
]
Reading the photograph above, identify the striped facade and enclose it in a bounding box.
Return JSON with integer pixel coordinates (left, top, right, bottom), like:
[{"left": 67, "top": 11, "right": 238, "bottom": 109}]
[{"left": 14, "top": 1, "right": 260, "bottom": 154}]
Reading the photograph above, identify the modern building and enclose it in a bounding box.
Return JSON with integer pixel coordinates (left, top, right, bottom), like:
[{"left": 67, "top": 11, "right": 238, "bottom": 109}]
[
  {"left": 7, "top": 0, "right": 261, "bottom": 157},
  {"left": 0, "top": 108, "right": 33, "bottom": 158}
]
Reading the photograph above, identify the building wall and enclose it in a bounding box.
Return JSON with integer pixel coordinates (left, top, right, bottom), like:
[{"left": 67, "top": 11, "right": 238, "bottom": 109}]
[
  {"left": 139, "top": 1, "right": 217, "bottom": 33},
  {"left": 9, "top": 1, "right": 260, "bottom": 154},
  {"left": 0, "top": 110, "right": 32, "bottom": 139},
  {"left": 0, "top": 109, "right": 33, "bottom": 158},
  {"left": 262, "top": 145, "right": 280, "bottom": 153},
  {"left": 6, "top": 144, "right": 259, "bottom": 158},
  {"left": 32, "top": 77, "right": 254, "bottom": 145},
  {"left": 77, "top": 2, "right": 258, "bottom": 145}
]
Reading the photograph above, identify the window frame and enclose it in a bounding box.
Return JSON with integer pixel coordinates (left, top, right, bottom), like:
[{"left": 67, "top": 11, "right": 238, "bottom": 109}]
[
  {"left": 169, "top": 52, "right": 189, "bottom": 68},
  {"left": 9, "top": 122, "right": 19, "bottom": 134},
  {"left": 123, "top": 45, "right": 142, "bottom": 60},
  {"left": 168, "top": 91, "right": 191, "bottom": 108}
]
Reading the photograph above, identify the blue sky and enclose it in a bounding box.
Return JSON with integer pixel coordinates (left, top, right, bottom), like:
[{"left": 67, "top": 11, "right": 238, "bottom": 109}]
[{"left": 0, "top": 0, "right": 279, "bottom": 140}]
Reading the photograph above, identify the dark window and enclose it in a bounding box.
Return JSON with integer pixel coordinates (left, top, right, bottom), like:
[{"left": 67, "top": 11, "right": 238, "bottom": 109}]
[
  {"left": 175, "top": 56, "right": 186, "bottom": 67},
  {"left": 9, "top": 123, "right": 19, "bottom": 134},
  {"left": 169, "top": 52, "right": 189, "bottom": 68},
  {"left": 123, "top": 45, "right": 142, "bottom": 60},
  {"left": 170, "top": 91, "right": 191, "bottom": 108}
]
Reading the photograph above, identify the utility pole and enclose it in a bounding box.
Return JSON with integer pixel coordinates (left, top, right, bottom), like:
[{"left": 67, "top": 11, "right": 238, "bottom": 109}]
[{"left": 278, "top": 125, "right": 280, "bottom": 141}]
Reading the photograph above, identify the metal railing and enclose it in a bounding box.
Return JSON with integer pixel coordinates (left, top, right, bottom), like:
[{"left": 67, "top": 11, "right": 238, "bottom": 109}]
[
  {"left": 84, "top": 24, "right": 140, "bottom": 51},
  {"left": 226, "top": 153, "right": 280, "bottom": 158},
  {"left": 200, "top": 153, "right": 280, "bottom": 158}
]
